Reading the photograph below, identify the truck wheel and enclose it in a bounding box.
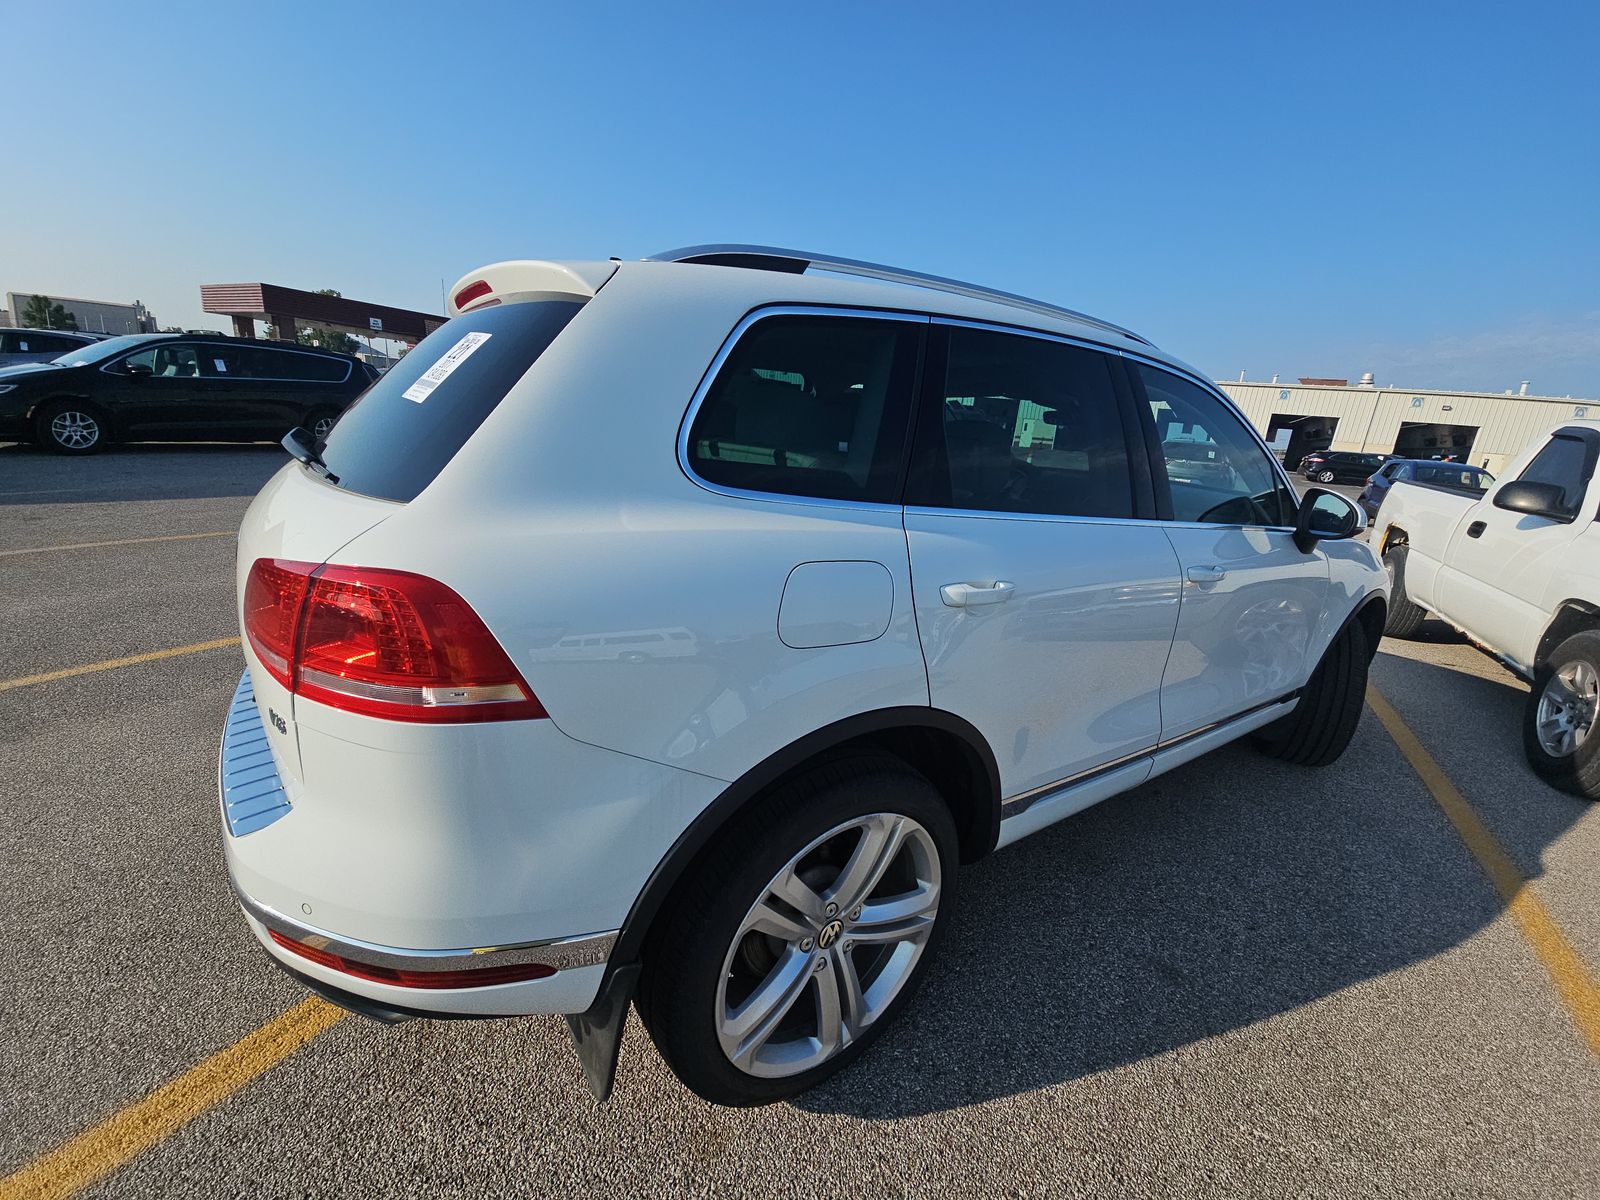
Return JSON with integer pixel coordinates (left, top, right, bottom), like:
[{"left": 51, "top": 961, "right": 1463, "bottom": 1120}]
[
  {"left": 637, "top": 754, "right": 957, "bottom": 1105},
  {"left": 1252, "top": 619, "right": 1369, "bottom": 767},
  {"left": 1382, "top": 545, "right": 1428, "bottom": 638},
  {"left": 1523, "top": 632, "right": 1600, "bottom": 800}
]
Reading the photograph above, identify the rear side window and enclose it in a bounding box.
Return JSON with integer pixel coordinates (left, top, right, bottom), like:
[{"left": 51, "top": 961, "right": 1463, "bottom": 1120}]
[
  {"left": 686, "top": 315, "right": 921, "bottom": 503},
  {"left": 233, "top": 347, "right": 350, "bottom": 382},
  {"left": 907, "top": 326, "right": 1136, "bottom": 519},
  {"left": 318, "top": 300, "right": 584, "bottom": 503}
]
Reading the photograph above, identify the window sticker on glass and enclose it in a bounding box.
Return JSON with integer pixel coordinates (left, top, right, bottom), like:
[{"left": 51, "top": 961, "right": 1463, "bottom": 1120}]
[
  {"left": 214, "top": 358, "right": 228, "bottom": 372},
  {"left": 402, "top": 331, "right": 492, "bottom": 404}
]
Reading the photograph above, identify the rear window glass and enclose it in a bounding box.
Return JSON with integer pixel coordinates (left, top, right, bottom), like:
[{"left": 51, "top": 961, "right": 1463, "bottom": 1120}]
[{"left": 317, "top": 300, "right": 583, "bottom": 502}]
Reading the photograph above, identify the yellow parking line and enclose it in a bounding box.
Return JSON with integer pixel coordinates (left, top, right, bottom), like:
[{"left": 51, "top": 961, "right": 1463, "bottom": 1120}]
[
  {"left": 0, "top": 999, "right": 343, "bottom": 1200},
  {"left": 1367, "top": 685, "right": 1600, "bottom": 1055},
  {"left": 0, "top": 531, "right": 233, "bottom": 559},
  {"left": 0, "top": 638, "right": 240, "bottom": 693}
]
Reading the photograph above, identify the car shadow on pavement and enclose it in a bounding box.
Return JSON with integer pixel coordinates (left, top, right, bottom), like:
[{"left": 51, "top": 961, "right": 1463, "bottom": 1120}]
[
  {"left": 0, "top": 442, "right": 283, "bottom": 505},
  {"left": 795, "top": 654, "right": 1588, "bottom": 1119}
]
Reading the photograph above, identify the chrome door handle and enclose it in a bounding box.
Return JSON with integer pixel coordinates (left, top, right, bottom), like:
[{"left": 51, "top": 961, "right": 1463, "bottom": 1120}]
[
  {"left": 1186, "top": 565, "right": 1227, "bottom": 584},
  {"left": 940, "top": 580, "right": 1016, "bottom": 607}
]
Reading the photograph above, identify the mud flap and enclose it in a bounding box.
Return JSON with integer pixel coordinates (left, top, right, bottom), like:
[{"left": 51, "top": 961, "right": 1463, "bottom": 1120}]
[{"left": 564, "top": 963, "right": 640, "bottom": 1102}]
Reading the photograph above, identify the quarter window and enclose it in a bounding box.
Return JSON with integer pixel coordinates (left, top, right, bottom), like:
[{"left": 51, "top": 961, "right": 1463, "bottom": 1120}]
[
  {"left": 1514, "top": 434, "right": 1595, "bottom": 515},
  {"left": 686, "top": 315, "right": 921, "bottom": 503},
  {"left": 1137, "top": 364, "right": 1297, "bottom": 526},
  {"left": 908, "top": 327, "right": 1136, "bottom": 519}
]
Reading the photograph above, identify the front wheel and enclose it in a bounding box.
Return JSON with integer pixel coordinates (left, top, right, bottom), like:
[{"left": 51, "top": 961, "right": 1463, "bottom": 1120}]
[
  {"left": 1523, "top": 631, "right": 1600, "bottom": 800},
  {"left": 35, "top": 400, "right": 108, "bottom": 455},
  {"left": 637, "top": 755, "right": 957, "bottom": 1105},
  {"left": 1253, "top": 618, "right": 1370, "bottom": 767}
]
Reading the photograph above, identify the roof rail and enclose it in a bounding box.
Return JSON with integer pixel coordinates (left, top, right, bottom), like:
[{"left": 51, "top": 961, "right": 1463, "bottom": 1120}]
[{"left": 645, "top": 244, "right": 1151, "bottom": 346}]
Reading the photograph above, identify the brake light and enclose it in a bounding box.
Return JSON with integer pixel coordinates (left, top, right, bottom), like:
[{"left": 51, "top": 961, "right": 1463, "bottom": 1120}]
[
  {"left": 453, "top": 279, "right": 493, "bottom": 310},
  {"left": 269, "top": 929, "right": 556, "bottom": 988},
  {"left": 242, "top": 558, "right": 546, "bottom": 723}
]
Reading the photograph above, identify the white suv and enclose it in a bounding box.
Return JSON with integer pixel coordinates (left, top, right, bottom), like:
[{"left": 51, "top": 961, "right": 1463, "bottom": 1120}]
[{"left": 223, "top": 246, "right": 1387, "bottom": 1105}]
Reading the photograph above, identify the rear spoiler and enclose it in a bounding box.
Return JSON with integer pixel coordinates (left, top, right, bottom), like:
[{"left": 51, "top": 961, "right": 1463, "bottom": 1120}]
[{"left": 445, "top": 260, "right": 619, "bottom": 317}]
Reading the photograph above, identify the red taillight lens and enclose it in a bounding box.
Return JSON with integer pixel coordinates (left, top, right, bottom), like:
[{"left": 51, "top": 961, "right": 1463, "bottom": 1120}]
[
  {"left": 269, "top": 929, "right": 556, "bottom": 988},
  {"left": 452, "top": 279, "right": 493, "bottom": 310},
  {"left": 243, "top": 558, "right": 546, "bottom": 723},
  {"left": 243, "top": 559, "right": 315, "bottom": 687}
]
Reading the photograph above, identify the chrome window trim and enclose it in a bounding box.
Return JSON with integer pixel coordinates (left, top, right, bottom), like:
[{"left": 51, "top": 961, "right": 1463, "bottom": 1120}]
[
  {"left": 231, "top": 877, "right": 618, "bottom": 974},
  {"left": 675, "top": 304, "right": 930, "bottom": 515}
]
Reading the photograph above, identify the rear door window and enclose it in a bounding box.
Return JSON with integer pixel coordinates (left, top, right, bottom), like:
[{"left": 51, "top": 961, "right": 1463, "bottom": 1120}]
[
  {"left": 317, "top": 300, "right": 584, "bottom": 502},
  {"left": 686, "top": 314, "right": 922, "bottom": 503},
  {"left": 906, "top": 326, "right": 1137, "bottom": 518}
]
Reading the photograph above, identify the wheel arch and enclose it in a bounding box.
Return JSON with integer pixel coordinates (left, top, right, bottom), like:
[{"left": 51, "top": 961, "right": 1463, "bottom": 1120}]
[
  {"left": 606, "top": 707, "right": 1000, "bottom": 982},
  {"left": 30, "top": 393, "right": 119, "bottom": 441},
  {"left": 1378, "top": 524, "right": 1408, "bottom": 556},
  {"left": 1535, "top": 601, "right": 1600, "bottom": 669}
]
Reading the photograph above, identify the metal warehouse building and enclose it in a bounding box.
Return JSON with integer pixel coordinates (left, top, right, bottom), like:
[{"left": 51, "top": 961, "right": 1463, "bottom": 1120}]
[{"left": 1218, "top": 377, "right": 1598, "bottom": 476}]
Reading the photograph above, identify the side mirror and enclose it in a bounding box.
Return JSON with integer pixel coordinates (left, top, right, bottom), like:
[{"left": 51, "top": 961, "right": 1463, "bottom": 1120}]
[
  {"left": 1493, "top": 480, "right": 1571, "bottom": 523},
  {"left": 124, "top": 362, "right": 152, "bottom": 378},
  {"left": 1294, "top": 487, "right": 1364, "bottom": 553}
]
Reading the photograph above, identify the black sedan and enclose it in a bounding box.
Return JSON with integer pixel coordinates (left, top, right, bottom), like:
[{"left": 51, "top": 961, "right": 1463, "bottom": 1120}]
[
  {"left": 0, "top": 333, "right": 377, "bottom": 454},
  {"left": 1299, "top": 450, "right": 1390, "bottom": 484}
]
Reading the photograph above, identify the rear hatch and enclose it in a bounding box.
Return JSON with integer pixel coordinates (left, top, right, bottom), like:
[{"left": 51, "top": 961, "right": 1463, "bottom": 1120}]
[{"left": 234, "top": 295, "right": 591, "bottom": 790}]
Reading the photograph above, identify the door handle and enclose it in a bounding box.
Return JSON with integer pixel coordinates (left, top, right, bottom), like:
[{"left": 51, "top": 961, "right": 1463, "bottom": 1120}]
[
  {"left": 940, "top": 580, "right": 1016, "bottom": 608},
  {"left": 1185, "top": 565, "right": 1227, "bottom": 584},
  {"left": 1467, "top": 521, "right": 1487, "bottom": 539}
]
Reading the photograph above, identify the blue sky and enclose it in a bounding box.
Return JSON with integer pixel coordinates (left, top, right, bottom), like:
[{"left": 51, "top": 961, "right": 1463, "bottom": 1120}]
[{"left": 3, "top": 2, "right": 1596, "bottom": 395}]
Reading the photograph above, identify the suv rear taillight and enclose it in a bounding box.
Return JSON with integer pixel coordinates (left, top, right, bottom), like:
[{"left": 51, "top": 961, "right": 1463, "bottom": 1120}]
[{"left": 243, "top": 558, "right": 546, "bottom": 723}]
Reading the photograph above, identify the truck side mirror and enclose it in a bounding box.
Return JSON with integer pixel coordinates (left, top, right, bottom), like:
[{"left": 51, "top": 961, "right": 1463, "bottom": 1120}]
[
  {"left": 1294, "top": 487, "right": 1364, "bottom": 553},
  {"left": 1493, "top": 480, "right": 1572, "bottom": 523}
]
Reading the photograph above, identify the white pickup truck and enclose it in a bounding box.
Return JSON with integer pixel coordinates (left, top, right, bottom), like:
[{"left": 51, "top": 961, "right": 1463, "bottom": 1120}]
[{"left": 1371, "top": 420, "right": 1600, "bottom": 800}]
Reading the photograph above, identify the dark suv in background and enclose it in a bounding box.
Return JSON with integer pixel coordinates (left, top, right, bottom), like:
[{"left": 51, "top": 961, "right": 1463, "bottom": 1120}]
[
  {"left": 0, "top": 333, "right": 376, "bottom": 453},
  {"left": 0, "top": 328, "right": 101, "bottom": 368},
  {"left": 1299, "top": 449, "right": 1390, "bottom": 483}
]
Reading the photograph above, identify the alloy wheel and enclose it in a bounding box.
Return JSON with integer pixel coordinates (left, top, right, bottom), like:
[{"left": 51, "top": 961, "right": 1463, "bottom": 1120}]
[
  {"left": 312, "top": 415, "right": 336, "bottom": 440},
  {"left": 715, "top": 812, "right": 941, "bottom": 1078},
  {"left": 1536, "top": 659, "right": 1599, "bottom": 757},
  {"left": 51, "top": 410, "right": 99, "bottom": 450}
]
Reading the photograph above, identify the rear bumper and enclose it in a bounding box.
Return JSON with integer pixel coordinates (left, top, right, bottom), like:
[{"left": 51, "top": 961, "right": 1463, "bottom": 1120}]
[{"left": 217, "top": 668, "right": 721, "bottom": 1016}]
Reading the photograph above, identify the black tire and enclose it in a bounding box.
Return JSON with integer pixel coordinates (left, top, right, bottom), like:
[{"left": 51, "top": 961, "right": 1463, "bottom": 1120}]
[
  {"left": 1381, "top": 545, "right": 1428, "bottom": 639},
  {"left": 305, "top": 407, "right": 341, "bottom": 442},
  {"left": 1522, "top": 631, "right": 1600, "bottom": 800},
  {"left": 34, "top": 399, "right": 108, "bottom": 455},
  {"left": 636, "top": 753, "right": 959, "bottom": 1106},
  {"left": 1253, "top": 619, "right": 1370, "bottom": 767},
  {"left": 1317, "top": 469, "right": 1336, "bottom": 483}
]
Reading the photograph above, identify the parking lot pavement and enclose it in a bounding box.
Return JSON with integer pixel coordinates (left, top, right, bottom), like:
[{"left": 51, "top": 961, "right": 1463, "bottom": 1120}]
[{"left": 2, "top": 446, "right": 1596, "bottom": 1199}]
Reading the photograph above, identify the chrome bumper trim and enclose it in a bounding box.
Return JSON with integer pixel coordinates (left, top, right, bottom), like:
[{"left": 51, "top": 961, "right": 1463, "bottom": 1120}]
[{"left": 230, "top": 876, "right": 617, "bottom": 975}]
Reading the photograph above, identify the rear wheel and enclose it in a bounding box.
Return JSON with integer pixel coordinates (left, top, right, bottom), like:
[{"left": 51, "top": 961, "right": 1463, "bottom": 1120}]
[
  {"left": 1523, "top": 631, "right": 1600, "bottom": 800},
  {"left": 1317, "top": 468, "right": 1336, "bottom": 483},
  {"left": 1381, "top": 545, "right": 1428, "bottom": 638},
  {"left": 637, "top": 755, "right": 957, "bottom": 1105},
  {"left": 306, "top": 407, "right": 340, "bottom": 442},
  {"left": 1253, "top": 619, "right": 1370, "bottom": 767},
  {"left": 35, "top": 400, "right": 108, "bottom": 455}
]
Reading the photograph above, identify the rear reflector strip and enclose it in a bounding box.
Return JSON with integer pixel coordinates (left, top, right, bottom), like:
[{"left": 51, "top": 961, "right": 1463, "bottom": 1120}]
[
  {"left": 220, "top": 672, "right": 292, "bottom": 837},
  {"left": 268, "top": 929, "right": 557, "bottom": 989}
]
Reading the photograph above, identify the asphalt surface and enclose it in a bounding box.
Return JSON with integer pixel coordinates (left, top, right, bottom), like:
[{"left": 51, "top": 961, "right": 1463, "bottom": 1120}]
[{"left": 0, "top": 442, "right": 1595, "bottom": 1199}]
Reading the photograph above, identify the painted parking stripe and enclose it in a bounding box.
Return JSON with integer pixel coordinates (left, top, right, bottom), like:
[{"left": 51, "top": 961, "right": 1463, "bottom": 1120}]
[
  {"left": 0, "top": 531, "right": 233, "bottom": 559},
  {"left": 0, "top": 999, "right": 343, "bottom": 1200},
  {"left": 1367, "top": 684, "right": 1600, "bottom": 1055},
  {"left": 0, "top": 638, "right": 241, "bottom": 693}
]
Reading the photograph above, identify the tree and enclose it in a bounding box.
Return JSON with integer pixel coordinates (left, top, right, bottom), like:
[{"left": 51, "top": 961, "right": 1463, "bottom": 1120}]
[
  {"left": 20, "top": 295, "right": 78, "bottom": 331},
  {"left": 263, "top": 288, "right": 358, "bottom": 354}
]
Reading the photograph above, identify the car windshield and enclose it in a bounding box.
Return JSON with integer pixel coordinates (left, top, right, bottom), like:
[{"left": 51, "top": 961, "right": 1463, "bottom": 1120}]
[{"left": 50, "top": 334, "right": 161, "bottom": 367}]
